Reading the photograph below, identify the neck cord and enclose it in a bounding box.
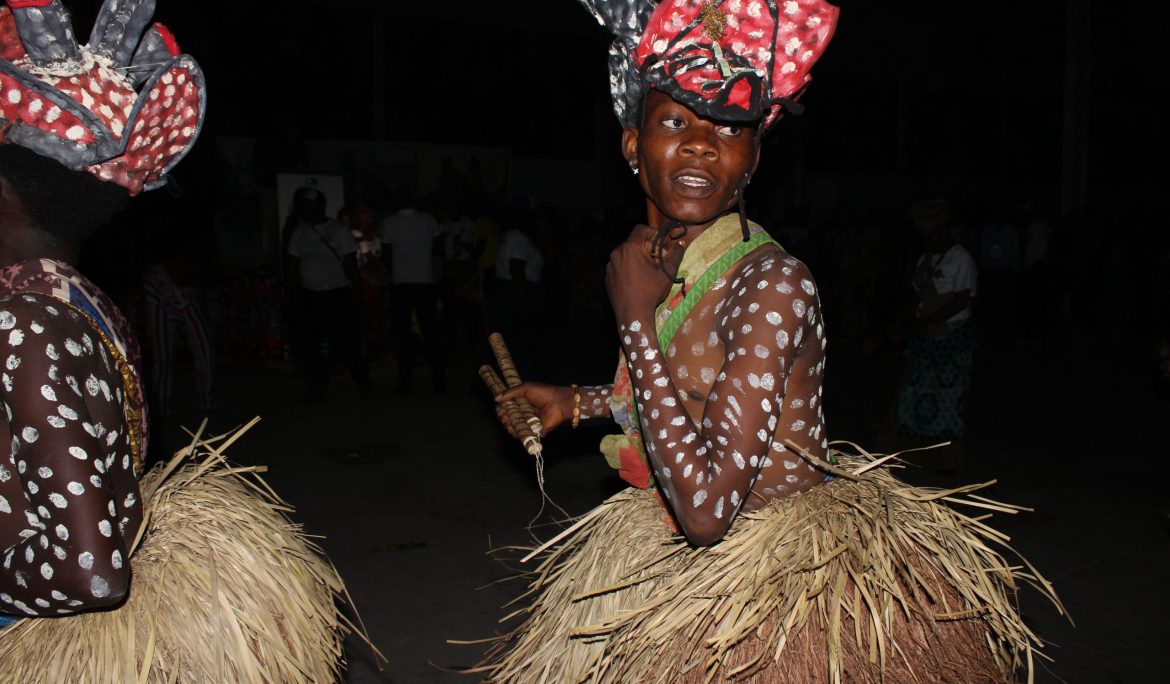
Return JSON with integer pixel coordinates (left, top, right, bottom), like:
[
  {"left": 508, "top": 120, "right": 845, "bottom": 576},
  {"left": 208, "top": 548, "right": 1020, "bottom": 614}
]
[{"left": 651, "top": 176, "right": 752, "bottom": 296}]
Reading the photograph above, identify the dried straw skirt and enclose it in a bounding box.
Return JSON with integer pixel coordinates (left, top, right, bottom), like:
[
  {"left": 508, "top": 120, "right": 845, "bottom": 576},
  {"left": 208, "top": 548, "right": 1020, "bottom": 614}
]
[
  {"left": 480, "top": 454, "right": 1060, "bottom": 683},
  {"left": 0, "top": 439, "right": 356, "bottom": 683}
]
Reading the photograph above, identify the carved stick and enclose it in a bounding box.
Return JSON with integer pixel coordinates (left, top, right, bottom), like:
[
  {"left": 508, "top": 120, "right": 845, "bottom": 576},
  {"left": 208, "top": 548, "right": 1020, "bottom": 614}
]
[
  {"left": 479, "top": 365, "right": 541, "bottom": 456},
  {"left": 487, "top": 332, "right": 543, "bottom": 435}
]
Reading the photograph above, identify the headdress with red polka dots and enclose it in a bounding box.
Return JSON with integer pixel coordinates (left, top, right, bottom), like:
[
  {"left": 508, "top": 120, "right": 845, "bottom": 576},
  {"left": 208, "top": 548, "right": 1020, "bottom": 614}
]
[
  {"left": 0, "top": 0, "right": 205, "bottom": 195},
  {"left": 578, "top": 0, "right": 838, "bottom": 130}
]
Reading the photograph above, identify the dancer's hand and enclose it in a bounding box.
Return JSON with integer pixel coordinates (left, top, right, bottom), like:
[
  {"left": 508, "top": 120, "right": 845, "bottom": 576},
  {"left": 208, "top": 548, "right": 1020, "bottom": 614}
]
[
  {"left": 495, "top": 382, "right": 574, "bottom": 437},
  {"left": 606, "top": 224, "right": 683, "bottom": 322}
]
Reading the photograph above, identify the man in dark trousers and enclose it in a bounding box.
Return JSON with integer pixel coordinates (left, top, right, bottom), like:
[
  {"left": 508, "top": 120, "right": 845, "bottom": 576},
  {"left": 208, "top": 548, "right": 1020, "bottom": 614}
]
[
  {"left": 285, "top": 186, "right": 370, "bottom": 401},
  {"left": 380, "top": 189, "right": 446, "bottom": 394}
]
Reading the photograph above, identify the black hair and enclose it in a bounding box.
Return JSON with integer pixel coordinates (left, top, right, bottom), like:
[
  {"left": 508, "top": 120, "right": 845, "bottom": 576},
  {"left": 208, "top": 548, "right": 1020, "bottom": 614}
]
[{"left": 0, "top": 144, "right": 131, "bottom": 243}]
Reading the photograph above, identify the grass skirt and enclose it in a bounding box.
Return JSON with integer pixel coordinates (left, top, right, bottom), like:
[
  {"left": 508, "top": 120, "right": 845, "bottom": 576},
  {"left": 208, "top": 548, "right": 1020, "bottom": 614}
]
[
  {"left": 0, "top": 422, "right": 369, "bottom": 682},
  {"left": 478, "top": 452, "right": 1062, "bottom": 683}
]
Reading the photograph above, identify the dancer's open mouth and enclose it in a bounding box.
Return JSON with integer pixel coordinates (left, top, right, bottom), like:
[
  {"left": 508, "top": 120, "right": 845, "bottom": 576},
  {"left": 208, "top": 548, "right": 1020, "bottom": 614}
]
[{"left": 670, "top": 170, "right": 717, "bottom": 198}]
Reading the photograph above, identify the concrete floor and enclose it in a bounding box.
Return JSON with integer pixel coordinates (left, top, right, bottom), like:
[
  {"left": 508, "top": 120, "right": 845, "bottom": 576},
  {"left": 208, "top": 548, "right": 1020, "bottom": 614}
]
[{"left": 152, "top": 331, "right": 1167, "bottom": 683}]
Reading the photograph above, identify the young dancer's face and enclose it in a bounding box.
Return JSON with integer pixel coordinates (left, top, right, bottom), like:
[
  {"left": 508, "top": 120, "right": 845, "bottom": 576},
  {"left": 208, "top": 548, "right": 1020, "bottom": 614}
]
[{"left": 623, "top": 89, "right": 760, "bottom": 229}]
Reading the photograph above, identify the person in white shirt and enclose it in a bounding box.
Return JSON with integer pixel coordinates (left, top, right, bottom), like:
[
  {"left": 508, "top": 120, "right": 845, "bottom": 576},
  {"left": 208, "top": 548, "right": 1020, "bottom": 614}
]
[
  {"left": 488, "top": 205, "right": 546, "bottom": 377},
  {"left": 286, "top": 186, "right": 370, "bottom": 401},
  {"left": 896, "top": 199, "right": 978, "bottom": 466},
  {"left": 380, "top": 191, "right": 446, "bottom": 393},
  {"left": 495, "top": 226, "right": 544, "bottom": 285}
]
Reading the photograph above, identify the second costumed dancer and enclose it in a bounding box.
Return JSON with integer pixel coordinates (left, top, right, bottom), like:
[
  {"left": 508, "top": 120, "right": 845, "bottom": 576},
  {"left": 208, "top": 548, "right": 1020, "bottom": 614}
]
[
  {"left": 478, "top": 1, "right": 1063, "bottom": 682},
  {"left": 0, "top": 1, "right": 369, "bottom": 679}
]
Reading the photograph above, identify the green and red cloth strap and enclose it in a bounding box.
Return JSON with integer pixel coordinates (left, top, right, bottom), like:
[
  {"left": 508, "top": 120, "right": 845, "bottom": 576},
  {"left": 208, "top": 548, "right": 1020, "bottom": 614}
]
[{"left": 601, "top": 229, "right": 779, "bottom": 489}]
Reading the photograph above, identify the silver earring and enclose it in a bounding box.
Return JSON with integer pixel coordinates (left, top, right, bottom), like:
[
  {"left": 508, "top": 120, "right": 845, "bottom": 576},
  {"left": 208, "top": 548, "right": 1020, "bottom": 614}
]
[{"left": 631, "top": 165, "right": 640, "bottom": 176}]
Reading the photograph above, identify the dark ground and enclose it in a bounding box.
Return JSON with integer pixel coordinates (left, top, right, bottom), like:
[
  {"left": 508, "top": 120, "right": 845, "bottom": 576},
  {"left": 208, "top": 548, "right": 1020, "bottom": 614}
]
[{"left": 151, "top": 328, "right": 1168, "bottom": 683}]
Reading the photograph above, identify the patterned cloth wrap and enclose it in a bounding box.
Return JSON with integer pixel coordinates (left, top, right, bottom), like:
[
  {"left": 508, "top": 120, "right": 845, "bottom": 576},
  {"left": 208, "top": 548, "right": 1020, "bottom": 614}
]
[
  {"left": 0, "top": 258, "right": 148, "bottom": 474},
  {"left": 897, "top": 321, "right": 976, "bottom": 441},
  {"left": 576, "top": 0, "right": 839, "bottom": 128},
  {"left": 601, "top": 215, "right": 778, "bottom": 489},
  {"left": 0, "top": 0, "right": 206, "bottom": 195}
]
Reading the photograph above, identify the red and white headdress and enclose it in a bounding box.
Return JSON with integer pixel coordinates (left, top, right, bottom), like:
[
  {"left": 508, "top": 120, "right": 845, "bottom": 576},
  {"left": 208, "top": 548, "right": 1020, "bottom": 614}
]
[
  {"left": 0, "top": 0, "right": 206, "bottom": 195},
  {"left": 578, "top": 0, "right": 838, "bottom": 129}
]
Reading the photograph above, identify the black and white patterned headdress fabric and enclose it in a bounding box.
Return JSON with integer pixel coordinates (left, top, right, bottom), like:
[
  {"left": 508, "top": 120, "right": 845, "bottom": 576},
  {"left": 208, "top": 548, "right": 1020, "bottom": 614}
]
[{"left": 577, "top": 0, "right": 656, "bottom": 128}]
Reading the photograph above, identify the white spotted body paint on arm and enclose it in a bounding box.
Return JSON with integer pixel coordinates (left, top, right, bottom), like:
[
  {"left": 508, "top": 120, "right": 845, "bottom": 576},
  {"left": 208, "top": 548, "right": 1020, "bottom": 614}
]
[
  {"left": 0, "top": 296, "right": 141, "bottom": 616},
  {"left": 620, "top": 246, "right": 829, "bottom": 546},
  {"left": 576, "top": 385, "right": 613, "bottom": 422}
]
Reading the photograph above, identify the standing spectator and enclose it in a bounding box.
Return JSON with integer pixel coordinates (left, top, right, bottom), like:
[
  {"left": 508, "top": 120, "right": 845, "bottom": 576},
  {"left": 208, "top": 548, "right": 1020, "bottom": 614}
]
[
  {"left": 489, "top": 204, "right": 545, "bottom": 376},
  {"left": 341, "top": 202, "right": 383, "bottom": 271},
  {"left": 1019, "top": 198, "right": 1054, "bottom": 342},
  {"left": 286, "top": 186, "right": 370, "bottom": 402},
  {"left": 976, "top": 204, "right": 1020, "bottom": 343},
  {"left": 438, "top": 205, "right": 481, "bottom": 354},
  {"left": 142, "top": 255, "right": 215, "bottom": 418},
  {"left": 473, "top": 204, "right": 501, "bottom": 307},
  {"left": 896, "top": 199, "right": 978, "bottom": 470},
  {"left": 381, "top": 190, "right": 446, "bottom": 394},
  {"left": 340, "top": 202, "right": 391, "bottom": 360}
]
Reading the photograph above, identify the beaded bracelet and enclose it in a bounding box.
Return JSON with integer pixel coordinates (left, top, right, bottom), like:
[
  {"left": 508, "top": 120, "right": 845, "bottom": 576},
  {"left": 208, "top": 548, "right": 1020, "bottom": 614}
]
[{"left": 570, "top": 384, "right": 581, "bottom": 429}]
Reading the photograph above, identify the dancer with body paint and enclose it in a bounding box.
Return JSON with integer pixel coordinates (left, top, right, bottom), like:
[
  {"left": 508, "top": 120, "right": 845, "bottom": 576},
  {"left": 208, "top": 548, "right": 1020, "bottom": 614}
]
[
  {"left": 501, "top": 86, "right": 830, "bottom": 544},
  {"left": 482, "top": 1, "right": 1061, "bottom": 681},
  {"left": 0, "top": 2, "right": 362, "bottom": 679},
  {"left": 0, "top": 0, "right": 199, "bottom": 622}
]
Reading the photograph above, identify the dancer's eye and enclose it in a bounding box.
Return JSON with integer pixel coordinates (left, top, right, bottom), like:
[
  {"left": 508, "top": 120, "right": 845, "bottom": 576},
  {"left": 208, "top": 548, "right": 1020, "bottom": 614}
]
[
  {"left": 716, "top": 125, "right": 743, "bottom": 137},
  {"left": 661, "top": 116, "right": 685, "bottom": 129}
]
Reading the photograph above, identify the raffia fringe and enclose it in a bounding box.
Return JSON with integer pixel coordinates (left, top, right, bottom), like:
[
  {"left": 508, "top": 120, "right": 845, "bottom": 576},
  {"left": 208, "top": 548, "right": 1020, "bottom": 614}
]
[
  {"left": 0, "top": 419, "right": 382, "bottom": 683},
  {"left": 474, "top": 450, "right": 1064, "bottom": 683}
]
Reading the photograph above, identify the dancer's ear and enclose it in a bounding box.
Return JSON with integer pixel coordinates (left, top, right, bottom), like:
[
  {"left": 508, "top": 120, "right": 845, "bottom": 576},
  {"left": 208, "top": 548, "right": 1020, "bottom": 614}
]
[{"left": 621, "top": 127, "right": 640, "bottom": 170}]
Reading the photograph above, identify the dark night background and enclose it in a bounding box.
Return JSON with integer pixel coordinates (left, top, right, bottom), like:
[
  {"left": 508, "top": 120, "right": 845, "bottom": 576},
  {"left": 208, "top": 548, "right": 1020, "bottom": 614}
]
[
  {"left": 72, "top": 0, "right": 1164, "bottom": 213},
  {"left": 165, "top": 0, "right": 1159, "bottom": 197},
  {"left": 73, "top": 0, "right": 1168, "bottom": 380},
  {"left": 36, "top": 1, "right": 1170, "bottom": 681}
]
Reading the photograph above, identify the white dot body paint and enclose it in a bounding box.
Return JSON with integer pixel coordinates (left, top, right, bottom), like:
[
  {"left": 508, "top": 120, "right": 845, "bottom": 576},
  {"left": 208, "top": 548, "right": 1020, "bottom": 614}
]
[
  {"left": 90, "top": 575, "right": 110, "bottom": 598},
  {"left": 614, "top": 249, "right": 829, "bottom": 543}
]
